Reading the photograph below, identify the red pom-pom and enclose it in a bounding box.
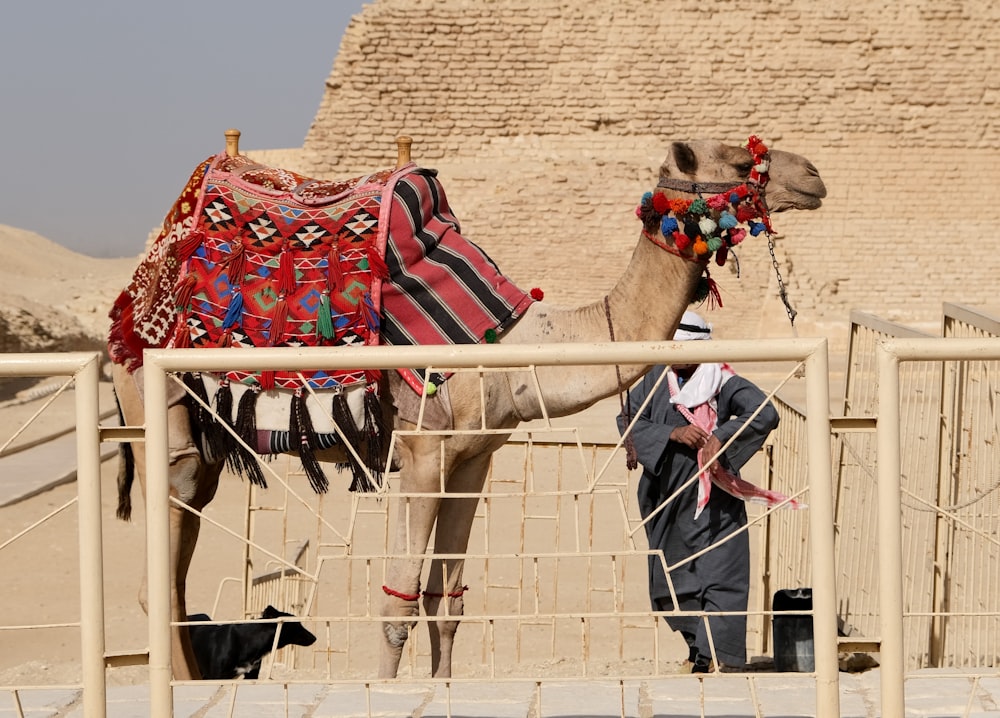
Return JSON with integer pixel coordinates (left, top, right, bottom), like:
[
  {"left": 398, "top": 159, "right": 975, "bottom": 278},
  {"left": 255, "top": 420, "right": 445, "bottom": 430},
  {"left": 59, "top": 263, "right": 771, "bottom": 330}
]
[
  {"left": 530, "top": 287, "right": 544, "bottom": 301},
  {"left": 673, "top": 232, "right": 691, "bottom": 251},
  {"left": 651, "top": 192, "right": 670, "bottom": 214},
  {"left": 736, "top": 204, "right": 757, "bottom": 223}
]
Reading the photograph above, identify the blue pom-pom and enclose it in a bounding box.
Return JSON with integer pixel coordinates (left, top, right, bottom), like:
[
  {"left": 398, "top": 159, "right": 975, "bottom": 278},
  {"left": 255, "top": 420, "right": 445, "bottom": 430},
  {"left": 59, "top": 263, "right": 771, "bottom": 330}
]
[
  {"left": 660, "top": 216, "right": 679, "bottom": 235},
  {"left": 641, "top": 191, "right": 653, "bottom": 205},
  {"left": 749, "top": 222, "right": 766, "bottom": 236},
  {"left": 718, "top": 212, "right": 738, "bottom": 229}
]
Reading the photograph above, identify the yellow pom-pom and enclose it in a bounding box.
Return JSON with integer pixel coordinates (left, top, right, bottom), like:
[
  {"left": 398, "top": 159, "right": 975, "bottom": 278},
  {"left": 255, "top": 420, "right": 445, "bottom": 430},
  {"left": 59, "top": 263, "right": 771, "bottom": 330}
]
[{"left": 425, "top": 382, "right": 437, "bottom": 396}]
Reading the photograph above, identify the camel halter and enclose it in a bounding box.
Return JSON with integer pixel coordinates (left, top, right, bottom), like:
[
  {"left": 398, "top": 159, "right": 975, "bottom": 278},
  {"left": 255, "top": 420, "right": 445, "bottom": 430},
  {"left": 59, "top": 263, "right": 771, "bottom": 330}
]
[
  {"left": 638, "top": 135, "right": 797, "bottom": 325},
  {"left": 656, "top": 177, "right": 745, "bottom": 195}
]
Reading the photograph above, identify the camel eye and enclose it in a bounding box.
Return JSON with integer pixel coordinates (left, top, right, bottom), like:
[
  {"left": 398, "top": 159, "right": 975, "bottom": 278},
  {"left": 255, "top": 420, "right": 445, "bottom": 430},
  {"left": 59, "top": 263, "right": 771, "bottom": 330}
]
[{"left": 736, "top": 161, "right": 754, "bottom": 176}]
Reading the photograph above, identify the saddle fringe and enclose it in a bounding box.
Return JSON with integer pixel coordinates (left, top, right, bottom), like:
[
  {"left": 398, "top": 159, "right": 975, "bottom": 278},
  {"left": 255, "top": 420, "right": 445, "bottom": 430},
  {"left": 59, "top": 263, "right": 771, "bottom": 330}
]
[
  {"left": 180, "top": 373, "right": 386, "bottom": 495},
  {"left": 290, "top": 389, "right": 327, "bottom": 493},
  {"left": 233, "top": 386, "right": 267, "bottom": 488}
]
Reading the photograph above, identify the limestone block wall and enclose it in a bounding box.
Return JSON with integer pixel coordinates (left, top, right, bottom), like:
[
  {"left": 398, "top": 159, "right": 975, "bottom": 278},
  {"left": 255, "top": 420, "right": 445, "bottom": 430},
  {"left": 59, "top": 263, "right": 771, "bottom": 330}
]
[{"left": 293, "top": 0, "right": 1000, "bottom": 348}]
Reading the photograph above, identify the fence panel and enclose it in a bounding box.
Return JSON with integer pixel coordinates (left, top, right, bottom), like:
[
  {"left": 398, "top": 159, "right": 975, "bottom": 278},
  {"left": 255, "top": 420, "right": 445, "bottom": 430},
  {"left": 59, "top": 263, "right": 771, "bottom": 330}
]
[
  {"left": 935, "top": 303, "right": 1000, "bottom": 667},
  {"left": 139, "top": 339, "right": 839, "bottom": 718},
  {"left": 0, "top": 353, "right": 106, "bottom": 718}
]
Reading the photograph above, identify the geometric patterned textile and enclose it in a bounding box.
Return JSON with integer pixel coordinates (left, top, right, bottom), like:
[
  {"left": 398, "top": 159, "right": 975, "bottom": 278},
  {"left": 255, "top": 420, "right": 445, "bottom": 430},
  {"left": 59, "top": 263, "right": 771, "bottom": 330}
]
[{"left": 108, "top": 152, "right": 401, "bottom": 391}]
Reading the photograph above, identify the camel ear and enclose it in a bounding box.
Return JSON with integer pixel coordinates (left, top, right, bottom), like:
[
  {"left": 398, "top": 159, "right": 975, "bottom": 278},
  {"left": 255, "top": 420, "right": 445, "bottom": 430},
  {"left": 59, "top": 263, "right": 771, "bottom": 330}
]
[{"left": 671, "top": 142, "right": 698, "bottom": 176}]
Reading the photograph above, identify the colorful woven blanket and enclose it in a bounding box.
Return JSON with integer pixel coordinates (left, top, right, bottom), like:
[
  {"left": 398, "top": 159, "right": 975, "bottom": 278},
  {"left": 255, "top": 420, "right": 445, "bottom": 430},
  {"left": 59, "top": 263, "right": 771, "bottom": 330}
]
[{"left": 108, "top": 151, "right": 535, "bottom": 491}]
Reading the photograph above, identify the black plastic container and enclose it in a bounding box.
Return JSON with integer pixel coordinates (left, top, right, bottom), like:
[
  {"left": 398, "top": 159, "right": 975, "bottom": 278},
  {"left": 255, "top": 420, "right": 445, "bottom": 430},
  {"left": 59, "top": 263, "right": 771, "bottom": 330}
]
[{"left": 772, "top": 587, "right": 814, "bottom": 672}]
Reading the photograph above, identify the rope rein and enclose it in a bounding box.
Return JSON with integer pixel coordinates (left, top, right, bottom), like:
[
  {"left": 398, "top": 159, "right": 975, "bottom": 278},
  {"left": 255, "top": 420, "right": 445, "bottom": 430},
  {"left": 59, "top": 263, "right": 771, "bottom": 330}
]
[{"left": 604, "top": 296, "right": 638, "bottom": 470}]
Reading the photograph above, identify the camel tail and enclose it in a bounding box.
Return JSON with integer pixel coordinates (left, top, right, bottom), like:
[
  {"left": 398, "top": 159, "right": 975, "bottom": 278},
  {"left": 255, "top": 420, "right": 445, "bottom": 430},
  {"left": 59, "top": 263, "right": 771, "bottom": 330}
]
[{"left": 113, "top": 391, "right": 135, "bottom": 521}]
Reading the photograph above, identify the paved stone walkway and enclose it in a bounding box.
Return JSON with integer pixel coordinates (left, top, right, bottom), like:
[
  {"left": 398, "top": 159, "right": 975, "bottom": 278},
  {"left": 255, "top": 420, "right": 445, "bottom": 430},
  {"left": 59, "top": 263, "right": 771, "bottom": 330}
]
[{"left": 4, "top": 669, "right": 1000, "bottom": 717}]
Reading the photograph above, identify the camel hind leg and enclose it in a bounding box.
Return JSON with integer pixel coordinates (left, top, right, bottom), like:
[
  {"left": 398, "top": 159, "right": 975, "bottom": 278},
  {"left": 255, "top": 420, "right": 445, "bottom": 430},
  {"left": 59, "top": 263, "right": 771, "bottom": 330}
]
[{"left": 112, "top": 364, "right": 223, "bottom": 680}]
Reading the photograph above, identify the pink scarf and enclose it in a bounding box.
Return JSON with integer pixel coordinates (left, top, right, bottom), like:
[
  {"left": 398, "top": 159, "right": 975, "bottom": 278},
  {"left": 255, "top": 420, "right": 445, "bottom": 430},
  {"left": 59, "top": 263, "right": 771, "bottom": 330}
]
[{"left": 668, "top": 365, "right": 804, "bottom": 519}]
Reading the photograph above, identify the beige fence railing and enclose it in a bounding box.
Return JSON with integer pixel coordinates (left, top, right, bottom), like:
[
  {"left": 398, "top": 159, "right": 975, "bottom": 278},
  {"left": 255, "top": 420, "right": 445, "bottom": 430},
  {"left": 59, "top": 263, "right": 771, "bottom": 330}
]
[
  {"left": 934, "top": 303, "right": 1000, "bottom": 667},
  {"left": 6, "top": 326, "right": 999, "bottom": 718},
  {"left": 765, "top": 304, "right": 1000, "bottom": 674},
  {"left": 0, "top": 353, "right": 106, "bottom": 718},
  {"left": 138, "top": 339, "right": 839, "bottom": 718}
]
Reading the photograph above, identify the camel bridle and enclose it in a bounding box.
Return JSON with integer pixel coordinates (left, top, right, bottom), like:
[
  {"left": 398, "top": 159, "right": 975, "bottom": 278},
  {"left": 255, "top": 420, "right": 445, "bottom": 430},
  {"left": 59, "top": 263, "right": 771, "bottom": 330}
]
[{"left": 655, "top": 177, "right": 747, "bottom": 196}]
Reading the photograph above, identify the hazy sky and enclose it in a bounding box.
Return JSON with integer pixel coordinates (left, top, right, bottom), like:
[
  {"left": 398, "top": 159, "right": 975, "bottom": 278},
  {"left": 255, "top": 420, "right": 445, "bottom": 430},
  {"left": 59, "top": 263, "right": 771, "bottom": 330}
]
[{"left": 0, "top": 0, "right": 368, "bottom": 258}]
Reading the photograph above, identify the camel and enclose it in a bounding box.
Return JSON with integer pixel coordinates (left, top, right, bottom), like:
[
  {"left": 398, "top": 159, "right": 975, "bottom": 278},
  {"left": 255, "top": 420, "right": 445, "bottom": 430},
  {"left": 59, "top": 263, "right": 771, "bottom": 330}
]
[{"left": 110, "top": 134, "right": 825, "bottom": 680}]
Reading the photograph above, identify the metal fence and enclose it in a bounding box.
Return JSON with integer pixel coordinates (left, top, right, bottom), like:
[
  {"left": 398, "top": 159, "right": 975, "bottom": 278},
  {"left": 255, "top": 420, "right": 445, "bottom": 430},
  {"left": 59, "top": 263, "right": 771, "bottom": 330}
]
[
  {"left": 5, "top": 325, "right": 1000, "bottom": 717},
  {"left": 0, "top": 353, "right": 106, "bottom": 718},
  {"left": 136, "top": 339, "right": 838, "bottom": 717},
  {"left": 762, "top": 304, "right": 1000, "bottom": 692}
]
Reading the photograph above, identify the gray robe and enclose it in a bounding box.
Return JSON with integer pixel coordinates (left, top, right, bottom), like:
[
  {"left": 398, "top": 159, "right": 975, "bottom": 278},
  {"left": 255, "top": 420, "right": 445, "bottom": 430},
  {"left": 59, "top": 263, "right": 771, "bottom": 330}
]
[{"left": 617, "top": 364, "right": 779, "bottom": 667}]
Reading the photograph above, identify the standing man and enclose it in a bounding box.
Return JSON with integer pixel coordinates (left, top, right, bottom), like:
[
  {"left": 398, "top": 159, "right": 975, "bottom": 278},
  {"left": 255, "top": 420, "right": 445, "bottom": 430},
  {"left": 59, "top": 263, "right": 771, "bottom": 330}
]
[{"left": 617, "top": 311, "right": 787, "bottom": 673}]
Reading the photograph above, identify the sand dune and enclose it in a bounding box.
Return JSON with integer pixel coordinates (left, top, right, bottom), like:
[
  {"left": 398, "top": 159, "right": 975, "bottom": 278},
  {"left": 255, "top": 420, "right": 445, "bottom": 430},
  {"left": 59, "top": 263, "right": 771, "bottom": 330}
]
[{"left": 0, "top": 224, "right": 138, "bottom": 354}]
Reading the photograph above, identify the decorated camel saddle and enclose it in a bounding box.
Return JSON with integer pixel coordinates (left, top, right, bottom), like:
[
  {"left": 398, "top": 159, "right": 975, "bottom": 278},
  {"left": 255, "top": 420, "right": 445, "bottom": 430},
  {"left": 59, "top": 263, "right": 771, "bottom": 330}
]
[{"left": 108, "top": 134, "right": 536, "bottom": 493}]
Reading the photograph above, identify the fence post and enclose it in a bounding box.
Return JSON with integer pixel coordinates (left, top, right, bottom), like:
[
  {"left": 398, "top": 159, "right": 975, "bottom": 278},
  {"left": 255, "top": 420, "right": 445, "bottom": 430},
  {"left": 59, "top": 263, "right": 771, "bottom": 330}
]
[
  {"left": 144, "top": 360, "right": 174, "bottom": 718},
  {"left": 877, "top": 343, "right": 906, "bottom": 717},
  {"left": 805, "top": 341, "right": 840, "bottom": 718},
  {"left": 74, "top": 354, "right": 107, "bottom": 718}
]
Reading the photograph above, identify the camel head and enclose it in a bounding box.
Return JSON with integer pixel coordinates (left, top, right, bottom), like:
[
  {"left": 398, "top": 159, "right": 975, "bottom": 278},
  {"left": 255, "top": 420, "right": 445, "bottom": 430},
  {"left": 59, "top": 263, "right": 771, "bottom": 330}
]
[{"left": 658, "top": 138, "right": 826, "bottom": 212}]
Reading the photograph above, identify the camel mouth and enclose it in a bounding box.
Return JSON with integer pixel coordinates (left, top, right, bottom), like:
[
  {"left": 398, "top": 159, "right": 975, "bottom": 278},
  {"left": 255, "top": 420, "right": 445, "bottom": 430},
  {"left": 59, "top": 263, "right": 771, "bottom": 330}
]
[
  {"left": 768, "top": 180, "right": 826, "bottom": 212},
  {"left": 797, "top": 193, "right": 825, "bottom": 210}
]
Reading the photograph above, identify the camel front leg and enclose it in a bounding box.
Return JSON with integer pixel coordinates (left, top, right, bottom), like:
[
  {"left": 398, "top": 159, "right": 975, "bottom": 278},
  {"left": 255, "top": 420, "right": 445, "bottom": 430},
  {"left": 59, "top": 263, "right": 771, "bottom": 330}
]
[
  {"left": 378, "top": 495, "right": 440, "bottom": 678},
  {"left": 421, "top": 455, "right": 490, "bottom": 678},
  {"left": 422, "top": 496, "right": 478, "bottom": 678}
]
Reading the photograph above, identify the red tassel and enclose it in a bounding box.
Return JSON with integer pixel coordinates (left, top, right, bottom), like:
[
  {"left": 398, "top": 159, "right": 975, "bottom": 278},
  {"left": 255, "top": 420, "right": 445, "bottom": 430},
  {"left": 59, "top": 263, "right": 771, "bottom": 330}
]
[
  {"left": 705, "top": 272, "right": 723, "bottom": 309},
  {"left": 260, "top": 370, "right": 275, "bottom": 391},
  {"left": 278, "top": 245, "right": 296, "bottom": 296},
  {"left": 269, "top": 296, "right": 289, "bottom": 346},
  {"left": 172, "top": 314, "right": 192, "bottom": 348},
  {"left": 173, "top": 274, "right": 197, "bottom": 311},
  {"left": 216, "top": 328, "right": 233, "bottom": 348},
  {"left": 224, "top": 241, "right": 246, "bottom": 284},
  {"left": 715, "top": 244, "right": 729, "bottom": 267},
  {"left": 327, "top": 244, "right": 344, "bottom": 293},
  {"left": 175, "top": 231, "right": 205, "bottom": 261},
  {"left": 366, "top": 242, "right": 390, "bottom": 280}
]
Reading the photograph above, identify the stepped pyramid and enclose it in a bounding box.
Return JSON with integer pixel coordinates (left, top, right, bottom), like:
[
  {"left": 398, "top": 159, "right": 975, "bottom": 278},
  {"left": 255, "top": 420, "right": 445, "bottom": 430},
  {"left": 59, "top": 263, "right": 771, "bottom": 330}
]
[{"left": 270, "top": 0, "right": 1000, "bottom": 349}]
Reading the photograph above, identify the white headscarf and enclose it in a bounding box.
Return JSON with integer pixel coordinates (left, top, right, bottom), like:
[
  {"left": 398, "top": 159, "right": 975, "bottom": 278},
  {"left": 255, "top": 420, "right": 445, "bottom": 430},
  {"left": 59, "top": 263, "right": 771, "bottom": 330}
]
[
  {"left": 669, "top": 311, "right": 730, "bottom": 409},
  {"left": 672, "top": 310, "right": 713, "bottom": 342}
]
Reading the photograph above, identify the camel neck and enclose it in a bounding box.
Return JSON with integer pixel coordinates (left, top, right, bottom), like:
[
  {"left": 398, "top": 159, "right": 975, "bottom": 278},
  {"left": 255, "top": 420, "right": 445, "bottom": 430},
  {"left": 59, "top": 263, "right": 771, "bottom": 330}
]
[{"left": 602, "top": 232, "right": 704, "bottom": 345}]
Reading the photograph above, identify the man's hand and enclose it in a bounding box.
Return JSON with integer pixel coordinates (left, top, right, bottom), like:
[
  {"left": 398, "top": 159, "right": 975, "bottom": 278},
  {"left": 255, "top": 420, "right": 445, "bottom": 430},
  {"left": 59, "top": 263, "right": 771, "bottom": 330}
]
[
  {"left": 670, "top": 426, "right": 723, "bottom": 464},
  {"left": 670, "top": 425, "right": 709, "bottom": 449},
  {"left": 702, "top": 434, "right": 723, "bottom": 465}
]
